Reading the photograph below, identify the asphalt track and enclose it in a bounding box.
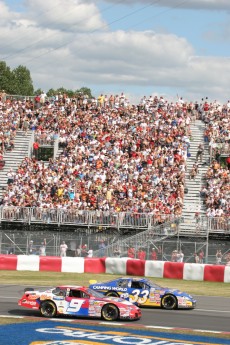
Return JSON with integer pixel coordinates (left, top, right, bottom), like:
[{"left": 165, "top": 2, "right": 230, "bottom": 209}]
[{"left": 0, "top": 284, "right": 230, "bottom": 333}]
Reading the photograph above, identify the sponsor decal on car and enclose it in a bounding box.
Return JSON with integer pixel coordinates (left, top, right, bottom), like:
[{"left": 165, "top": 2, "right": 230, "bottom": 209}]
[
  {"left": 93, "top": 285, "right": 128, "bottom": 292},
  {"left": 28, "top": 295, "right": 40, "bottom": 300},
  {"left": 40, "top": 294, "right": 52, "bottom": 301}
]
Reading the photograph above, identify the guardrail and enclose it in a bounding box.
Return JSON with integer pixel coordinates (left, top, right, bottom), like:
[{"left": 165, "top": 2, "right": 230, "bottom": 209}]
[
  {"left": 0, "top": 207, "right": 176, "bottom": 229},
  {"left": 0, "top": 207, "right": 229, "bottom": 233}
]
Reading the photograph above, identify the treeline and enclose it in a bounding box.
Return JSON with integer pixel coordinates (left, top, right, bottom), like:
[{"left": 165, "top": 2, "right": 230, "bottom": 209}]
[{"left": 0, "top": 60, "right": 93, "bottom": 98}]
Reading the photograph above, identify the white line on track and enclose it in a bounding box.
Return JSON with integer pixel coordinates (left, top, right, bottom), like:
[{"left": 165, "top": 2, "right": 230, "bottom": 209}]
[
  {"left": 0, "top": 315, "right": 24, "bottom": 318},
  {"left": 193, "top": 329, "right": 222, "bottom": 334},
  {"left": 146, "top": 326, "right": 173, "bottom": 330},
  {"left": 100, "top": 322, "right": 124, "bottom": 325},
  {"left": 195, "top": 308, "right": 230, "bottom": 313}
]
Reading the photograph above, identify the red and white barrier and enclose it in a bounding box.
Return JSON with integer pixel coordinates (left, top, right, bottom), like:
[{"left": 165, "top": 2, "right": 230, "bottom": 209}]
[{"left": 0, "top": 255, "right": 230, "bottom": 283}]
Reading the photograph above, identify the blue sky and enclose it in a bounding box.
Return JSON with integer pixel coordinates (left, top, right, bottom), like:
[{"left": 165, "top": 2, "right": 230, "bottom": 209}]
[{"left": 1, "top": 0, "right": 230, "bottom": 103}]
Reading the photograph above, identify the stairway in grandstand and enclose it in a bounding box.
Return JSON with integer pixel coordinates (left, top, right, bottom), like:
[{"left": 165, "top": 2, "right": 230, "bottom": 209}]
[
  {"left": 0, "top": 131, "right": 32, "bottom": 200},
  {"left": 179, "top": 119, "right": 209, "bottom": 236},
  {"left": 93, "top": 219, "right": 181, "bottom": 258}
]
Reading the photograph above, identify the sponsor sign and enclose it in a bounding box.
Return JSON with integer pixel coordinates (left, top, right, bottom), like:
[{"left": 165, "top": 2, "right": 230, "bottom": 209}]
[{"left": 0, "top": 321, "right": 228, "bottom": 345}]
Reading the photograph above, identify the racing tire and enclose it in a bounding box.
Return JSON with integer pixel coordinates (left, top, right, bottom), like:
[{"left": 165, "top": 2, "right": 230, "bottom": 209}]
[
  {"left": 105, "top": 291, "right": 119, "bottom": 297},
  {"left": 161, "top": 294, "right": 177, "bottom": 310},
  {"left": 40, "top": 300, "right": 57, "bottom": 318},
  {"left": 24, "top": 288, "right": 34, "bottom": 293},
  {"left": 101, "top": 303, "right": 119, "bottom": 321}
]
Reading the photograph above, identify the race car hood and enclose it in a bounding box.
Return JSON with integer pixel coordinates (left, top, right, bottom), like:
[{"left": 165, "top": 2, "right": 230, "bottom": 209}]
[{"left": 159, "top": 287, "right": 194, "bottom": 299}]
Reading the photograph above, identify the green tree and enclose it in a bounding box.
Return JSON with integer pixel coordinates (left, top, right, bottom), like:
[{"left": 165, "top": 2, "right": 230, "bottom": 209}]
[
  {"left": 0, "top": 61, "right": 14, "bottom": 94},
  {"left": 34, "top": 88, "right": 43, "bottom": 96},
  {"left": 12, "top": 65, "right": 34, "bottom": 95},
  {"left": 76, "top": 87, "right": 93, "bottom": 98},
  {"left": 46, "top": 88, "right": 55, "bottom": 97}
]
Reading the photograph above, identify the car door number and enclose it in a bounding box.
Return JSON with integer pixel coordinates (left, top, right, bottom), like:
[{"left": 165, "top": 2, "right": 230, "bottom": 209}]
[
  {"left": 129, "top": 289, "right": 149, "bottom": 304},
  {"left": 67, "top": 299, "right": 84, "bottom": 312}
]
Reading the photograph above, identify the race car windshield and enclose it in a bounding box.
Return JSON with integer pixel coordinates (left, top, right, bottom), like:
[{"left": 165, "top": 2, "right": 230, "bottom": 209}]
[
  {"left": 52, "top": 287, "right": 66, "bottom": 296},
  {"left": 87, "top": 288, "right": 106, "bottom": 298},
  {"left": 145, "top": 279, "right": 162, "bottom": 288}
]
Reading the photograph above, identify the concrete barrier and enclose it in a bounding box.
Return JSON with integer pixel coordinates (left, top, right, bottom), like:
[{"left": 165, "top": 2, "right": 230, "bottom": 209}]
[{"left": 0, "top": 255, "right": 229, "bottom": 282}]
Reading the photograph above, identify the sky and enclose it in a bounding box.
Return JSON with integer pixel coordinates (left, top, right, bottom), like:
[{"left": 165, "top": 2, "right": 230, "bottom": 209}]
[{"left": 1, "top": 0, "right": 230, "bottom": 104}]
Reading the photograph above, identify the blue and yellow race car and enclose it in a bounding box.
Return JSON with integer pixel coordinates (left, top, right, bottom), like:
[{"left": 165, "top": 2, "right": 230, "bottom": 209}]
[{"left": 89, "top": 277, "right": 196, "bottom": 310}]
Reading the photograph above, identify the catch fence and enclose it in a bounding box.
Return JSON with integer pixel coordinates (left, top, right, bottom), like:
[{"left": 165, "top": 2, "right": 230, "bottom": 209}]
[{"left": 0, "top": 229, "right": 229, "bottom": 265}]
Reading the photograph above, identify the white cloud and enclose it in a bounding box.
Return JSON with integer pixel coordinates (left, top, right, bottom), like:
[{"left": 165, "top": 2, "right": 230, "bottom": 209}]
[
  {"left": 0, "top": 0, "right": 230, "bottom": 103},
  {"left": 24, "top": 0, "right": 106, "bottom": 32}
]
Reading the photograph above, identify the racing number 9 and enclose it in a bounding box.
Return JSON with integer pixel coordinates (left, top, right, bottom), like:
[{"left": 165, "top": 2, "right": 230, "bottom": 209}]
[
  {"left": 67, "top": 299, "right": 84, "bottom": 312},
  {"left": 129, "top": 289, "right": 149, "bottom": 304}
]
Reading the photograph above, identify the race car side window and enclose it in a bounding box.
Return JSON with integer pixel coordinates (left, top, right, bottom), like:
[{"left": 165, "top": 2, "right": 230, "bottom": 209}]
[
  {"left": 117, "top": 279, "right": 128, "bottom": 288},
  {"left": 131, "top": 281, "right": 144, "bottom": 289},
  {"left": 69, "top": 290, "right": 82, "bottom": 298},
  {"left": 69, "top": 290, "right": 90, "bottom": 299}
]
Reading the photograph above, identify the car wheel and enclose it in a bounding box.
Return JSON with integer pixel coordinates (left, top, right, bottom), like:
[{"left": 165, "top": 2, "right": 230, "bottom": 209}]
[
  {"left": 161, "top": 294, "right": 177, "bottom": 310},
  {"left": 105, "top": 291, "right": 119, "bottom": 297},
  {"left": 101, "top": 303, "right": 119, "bottom": 321},
  {"left": 40, "top": 301, "right": 57, "bottom": 317}
]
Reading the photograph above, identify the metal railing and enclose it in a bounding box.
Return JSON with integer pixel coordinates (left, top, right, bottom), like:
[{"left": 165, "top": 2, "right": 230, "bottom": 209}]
[
  {"left": 0, "top": 207, "right": 176, "bottom": 229},
  {"left": 210, "top": 142, "right": 230, "bottom": 160},
  {"left": 0, "top": 207, "right": 229, "bottom": 234},
  {"left": 93, "top": 219, "right": 180, "bottom": 258}
]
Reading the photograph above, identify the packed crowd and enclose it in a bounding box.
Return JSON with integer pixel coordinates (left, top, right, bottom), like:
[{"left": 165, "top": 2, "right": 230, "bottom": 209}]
[
  {"left": 0, "top": 92, "right": 194, "bottom": 219},
  {"left": 199, "top": 101, "right": 230, "bottom": 219},
  {"left": 0, "top": 91, "right": 229, "bottom": 223}
]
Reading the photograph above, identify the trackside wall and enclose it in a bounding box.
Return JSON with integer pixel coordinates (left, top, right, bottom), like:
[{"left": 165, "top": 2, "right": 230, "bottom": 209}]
[{"left": 0, "top": 255, "right": 229, "bottom": 283}]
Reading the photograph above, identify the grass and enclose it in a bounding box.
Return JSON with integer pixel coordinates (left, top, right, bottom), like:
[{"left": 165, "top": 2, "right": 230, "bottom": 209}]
[{"left": 0, "top": 270, "right": 230, "bottom": 297}]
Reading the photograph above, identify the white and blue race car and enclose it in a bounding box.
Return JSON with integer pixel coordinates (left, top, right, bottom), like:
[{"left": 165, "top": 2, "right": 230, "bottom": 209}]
[{"left": 89, "top": 277, "right": 196, "bottom": 310}]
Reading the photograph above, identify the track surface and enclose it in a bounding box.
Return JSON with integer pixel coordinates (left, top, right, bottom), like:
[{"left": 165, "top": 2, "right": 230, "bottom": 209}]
[{"left": 0, "top": 284, "right": 230, "bottom": 333}]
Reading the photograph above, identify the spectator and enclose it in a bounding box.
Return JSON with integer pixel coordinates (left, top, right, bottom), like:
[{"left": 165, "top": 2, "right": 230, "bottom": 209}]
[
  {"left": 7, "top": 169, "right": 15, "bottom": 185},
  {"left": 81, "top": 244, "right": 88, "bottom": 257},
  {"left": 127, "top": 246, "right": 135, "bottom": 258},
  {"left": 195, "top": 212, "right": 201, "bottom": 233},
  {"left": 194, "top": 253, "right": 199, "bottom": 263},
  {"left": 75, "top": 245, "right": 81, "bottom": 257},
  {"left": 177, "top": 250, "right": 184, "bottom": 262},
  {"left": 196, "top": 144, "right": 204, "bottom": 162},
  {"left": 150, "top": 248, "right": 158, "bottom": 260},
  {"left": 224, "top": 252, "right": 230, "bottom": 266},
  {"left": 87, "top": 248, "right": 93, "bottom": 258},
  {"left": 215, "top": 249, "right": 222, "bottom": 265},
  {"left": 171, "top": 250, "right": 178, "bottom": 262},
  {"left": 39, "top": 239, "right": 46, "bottom": 256},
  {"left": 60, "top": 241, "right": 68, "bottom": 257},
  {"left": 137, "top": 248, "right": 146, "bottom": 260},
  {"left": 199, "top": 249, "right": 204, "bottom": 264},
  {"left": 22, "top": 118, "right": 29, "bottom": 136},
  {"left": 33, "top": 141, "right": 39, "bottom": 158},
  {"left": 28, "top": 240, "right": 36, "bottom": 255},
  {"left": 98, "top": 240, "right": 106, "bottom": 257},
  {"left": 113, "top": 247, "right": 121, "bottom": 257}
]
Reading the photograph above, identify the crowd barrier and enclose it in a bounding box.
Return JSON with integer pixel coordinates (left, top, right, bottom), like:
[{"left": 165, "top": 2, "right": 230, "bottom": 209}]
[{"left": 0, "top": 255, "right": 229, "bottom": 283}]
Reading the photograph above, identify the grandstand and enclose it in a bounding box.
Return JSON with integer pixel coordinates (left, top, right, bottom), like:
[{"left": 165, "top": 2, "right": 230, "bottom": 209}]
[{"left": 0, "top": 93, "right": 229, "bottom": 262}]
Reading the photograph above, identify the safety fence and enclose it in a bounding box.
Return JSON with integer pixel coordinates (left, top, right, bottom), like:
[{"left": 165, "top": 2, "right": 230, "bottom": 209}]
[
  {"left": 0, "top": 255, "right": 229, "bottom": 282},
  {"left": 0, "top": 228, "right": 229, "bottom": 265}
]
